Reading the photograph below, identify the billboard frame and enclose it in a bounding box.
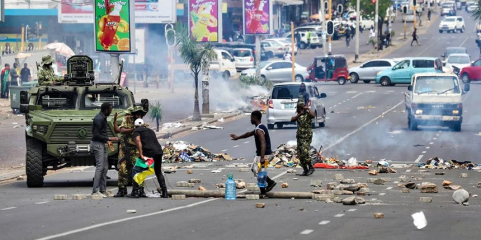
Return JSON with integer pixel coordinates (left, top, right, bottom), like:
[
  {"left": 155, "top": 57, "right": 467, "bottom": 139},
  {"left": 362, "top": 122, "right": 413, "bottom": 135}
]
[
  {"left": 188, "top": 0, "right": 220, "bottom": 42},
  {"left": 242, "top": 0, "right": 274, "bottom": 35}
]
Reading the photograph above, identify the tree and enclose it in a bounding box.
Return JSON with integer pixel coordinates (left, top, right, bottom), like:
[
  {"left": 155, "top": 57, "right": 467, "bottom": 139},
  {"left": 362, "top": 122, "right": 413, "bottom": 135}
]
[
  {"left": 350, "top": 0, "right": 391, "bottom": 50},
  {"left": 149, "top": 101, "right": 162, "bottom": 132},
  {"left": 173, "top": 23, "right": 217, "bottom": 121},
  {"left": 472, "top": 0, "right": 481, "bottom": 20}
]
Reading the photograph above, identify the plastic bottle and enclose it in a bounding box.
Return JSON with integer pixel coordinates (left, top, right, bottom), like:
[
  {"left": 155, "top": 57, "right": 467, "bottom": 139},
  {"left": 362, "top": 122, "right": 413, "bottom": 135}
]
[
  {"left": 257, "top": 167, "right": 267, "bottom": 188},
  {"left": 225, "top": 173, "right": 236, "bottom": 200}
]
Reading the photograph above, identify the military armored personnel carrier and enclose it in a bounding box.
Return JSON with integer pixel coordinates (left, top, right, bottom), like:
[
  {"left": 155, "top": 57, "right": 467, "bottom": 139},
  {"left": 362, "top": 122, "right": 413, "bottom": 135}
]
[{"left": 19, "top": 55, "right": 148, "bottom": 187}]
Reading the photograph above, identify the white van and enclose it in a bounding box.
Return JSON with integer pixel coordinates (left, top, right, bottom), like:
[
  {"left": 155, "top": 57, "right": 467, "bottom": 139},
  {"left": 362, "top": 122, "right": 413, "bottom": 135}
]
[{"left": 209, "top": 49, "right": 237, "bottom": 80}]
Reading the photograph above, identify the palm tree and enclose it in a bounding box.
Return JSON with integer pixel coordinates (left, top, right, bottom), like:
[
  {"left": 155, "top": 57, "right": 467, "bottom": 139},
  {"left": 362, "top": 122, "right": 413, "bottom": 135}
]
[
  {"left": 473, "top": 0, "right": 481, "bottom": 20},
  {"left": 149, "top": 101, "right": 162, "bottom": 132},
  {"left": 173, "top": 23, "right": 217, "bottom": 121}
]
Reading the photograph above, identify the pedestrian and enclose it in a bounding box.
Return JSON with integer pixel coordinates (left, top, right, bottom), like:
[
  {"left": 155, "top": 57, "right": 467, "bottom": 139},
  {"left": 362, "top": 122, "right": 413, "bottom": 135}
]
[
  {"left": 132, "top": 118, "right": 168, "bottom": 198},
  {"left": 367, "top": 27, "right": 375, "bottom": 44},
  {"left": 283, "top": 51, "right": 292, "bottom": 61},
  {"left": 10, "top": 63, "right": 19, "bottom": 87},
  {"left": 290, "top": 99, "right": 315, "bottom": 176},
  {"left": 306, "top": 30, "right": 312, "bottom": 49},
  {"left": 351, "top": 25, "right": 356, "bottom": 40},
  {"left": 476, "top": 33, "right": 481, "bottom": 55},
  {"left": 91, "top": 102, "right": 119, "bottom": 198},
  {"left": 385, "top": 30, "right": 391, "bottom": 47},
  {"left": 345, "top": 27, "right": 351, "bottom": 47},
  {"left": 295, "top": 31, "right": 301, "bottom": 50},
  {"left": 428, "top": 8, "right": 431, "bottom": 21},
  {"left": 411, "top": 28, "right": 420, "bottom": 46},
  {"left": 230, "top": 111, "right": 277, "bottom": 198},
  {"left": 1, "top": 64, "right": 11, "bottom": 99},
  {"left": 20, "top": 63, "right": 31, "bottom": 85}
]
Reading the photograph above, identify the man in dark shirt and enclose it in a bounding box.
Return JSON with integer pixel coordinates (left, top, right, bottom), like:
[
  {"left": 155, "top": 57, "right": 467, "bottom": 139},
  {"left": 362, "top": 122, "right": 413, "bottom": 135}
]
[
  {"left": 91, "top": 102, "right": 119, "bottom": 197},
  {"left": 10, "top": 63, "right": 19, "bottom": 86},
  {"left": 133, "top": 119, "right": 168, "bottom": 198},
  {"left": 230, "top": 110, "right": 277, "bottom": 198},
  {"left": 20, "top": 63, "right": 31, "bottom": 84}
]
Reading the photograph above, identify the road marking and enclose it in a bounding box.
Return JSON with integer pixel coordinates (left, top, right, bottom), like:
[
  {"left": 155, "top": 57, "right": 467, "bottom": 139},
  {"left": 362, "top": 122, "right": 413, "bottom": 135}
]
[
  {"left": 233, "top": 145, "right": 239, "bottom": 148},
  {"left": 415, "top": 37, "right": 441, "bottom": 57},
  {"left": 35, "top": 201, "right": 49, "bottom": 205},
  {"left": 365, "top": 90, "right": 376, "bottom": 93},
  {"left": 324, "top": 101, "right": 404, "bottom": 151},
  {"left": 406, "top": 169, "right": 411, "bottom": 173},
  {"left": 426, "top": 146, "right": 430, "bottom": 149},
  {"left": 422, "top": 151, "right": 426, "bottom": 154},
  {"left": 429, "top": 142, "right": 434, "bottom": 145},
  {"left": 433, "top": 138, "right": 437, "bottom": 140},
  {"left": 300, "top": 230, "right": 314, "bottom": 235},
  {"left": 459, "top": 36, "right": 470, "bottom": 47},
  {"left": 351, "top": 92, "right": 363, "bottom": 99},
  {"left": 414, "top": 155, "right": 424, "bottom": 163},
  {"left": 1, "top": 207, "right": 16, "bottom": 211},
  {"left": 272, "top": 130, "right": 277, "bottom": 132},
  {"left": 334, "top": 214, "right": 345, "bottom": 217},
  {"left": 221, "top": 149, "right": 227, "bottom": 152},
  {"left": 319, "top": 220, "right": 331, "bottom": 225},
  {"left": 348, "top": 209, "right": 357, "bottom": 212},
  {"left": 387, "top": 90, "right": 394, "bottom": 93},
  {"left": 346, "top": 91, "right": 357, "bottom": 94},
  {"left": 386, "top": 187, "right": 393, "bottom": 190},
  {"left": 244, "top": 141, "right": 250, "bottom": 144},
  {"left": 379, "top": 193, "right": 386, "bottom": 196}
]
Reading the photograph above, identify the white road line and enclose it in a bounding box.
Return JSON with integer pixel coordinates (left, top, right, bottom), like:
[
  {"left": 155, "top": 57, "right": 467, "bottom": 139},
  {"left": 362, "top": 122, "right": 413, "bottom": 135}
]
[
  {"left": 233, "top": 145, "right": 239, "bottom": 148},
  {"left": 429, "top": 142, "right": 434, "bottom": 145},
  {"left": 324, "top": 101, "right": 404, "bottom": 151},
  {"left": 300, "top": 230, "right": 314, "bottom": 235},
  {"left": 346, "top": 91, "right": 357, "bottom": 94},
  {"left": 348, "top": 209, "right": 357, "bottom": 212},
  {"left": 334, "top": 214, "right": 345, "bottom": 217},
  {"left": 365, "top": 90, "right": 376, "bottom": 93},
  {"left": 351, "top": 92, "right": 363, "bottom": 99},
  {"left": 379, "top": 193, "right": 386, "bottom": 196},
  {"left": 272, "top": 130, "right": 277, "bottom": 132},
  {"left": 414, "top": 155, "right": 424, "bottom": 163},
  {"left": 1, "top": 207, "right": 17, "bottom": 211},
  {"left": 35, "top": 201, "right": 49, "bottom": 205},
  {"left": 406, "top": 169, "right": 412, "bottom": 173},
  {"left": 386, "top": 187, "right": 393, "bottom": 190},
  {"left": 221, "top": 149, "right": 227, "bottom": 152},
  {"left": 459, "top": 36, "right": 470, "bottom": 47},
  {"left": 243, "top": 141, "right": 250, "bottom": 144},
  {"left": 422, "top": 151, "right": 426, "bottom": 154},
  {"left": 426, "top": 146, "right": 430, "bottom": 149},
  {"left": 319, "top": 220, "right": 331, "bottom": 225}
]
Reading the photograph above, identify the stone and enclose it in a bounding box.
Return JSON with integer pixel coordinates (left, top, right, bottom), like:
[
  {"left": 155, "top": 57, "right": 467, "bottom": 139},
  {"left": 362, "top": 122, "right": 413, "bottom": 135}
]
[
  {"left": 343, "top": 190, "right": 354, "bottom": 195},
  {"left": 369, "top": 170, "right": 378, "bottom": 175},
  {"left": 442, "top": 180, "right": 452, "bottom": 186},
  {"left": 452, "top": 189, "right": 469, "bottom": 204},
  {"left": 378, "top": 167, "right": 389, "bottom": 173},
  {"left": 446, "top": 185, "right": 463, "bottom": 190},
  {"left": 247, "top": 183, "right": 257, "bottom": 188},
  {"left": 373, "top": 179, "right": 385, "bottom": 185},
  {"left": 313, "top": 194, "right": 335, "bottom": 201},
  {"left": 234, "top": 179, "right": 245, "bottom": 183},
  {"left": 126, "top": 210, "right": 136, "bottom": 214},
  {"left": 332, "top": 190, "right": 343, "bottom": 195},
  {"left": 356, "top": 197, "right": 366, "bottom": 204},
  {"left": 374, "top": 213, "right": 384, "bottom": 219},
  {"left": 459, "top": 173, "right": 468, "bottom": 178},
  {"left": 478, "top": 183, "right": 481, "bottom": 188},
  {"left": 416, "top": 177, "right": 424, "bottom": 181},
  {"left": 293, "top": 178, "right": 299, "bottom": 180},
  {"left": 239, "top": 168, "right": 250, "bottom": 172},
  {"left": 72, "top": 194, "right": 86, "bottom": 200},
  {"left": 344, "top": 185, "right": 360, "bottom": 192},
  {"left": 255, "top": 203, "right": 265, "bottom": 208},
  {"left": 357, "top": 192, "right": 366, "bottom": 196},
  {"left": 335, "top": 184, "right": 346, "bottom": 190},
  {"left": 420, "top": 197, "right": 433, "bottom": 203},
  {"left": 405, "top": 182, "right": 417, "bottom": 189},
  {"left": 54, "top": 195, "right": 68, "bottom": 200},
  {"left": 312, "top": 190, "right": 332, "bottom": 194},
  {"left": 333, "top": 196, "right": 342, "bottom": 203},
  {"left": 16, "top": 176, "right": 25, "bottom": 181},
  {"left": 247, "top": 186, "right": 259, "bottom": 192},
  {"left": 91, "top": 195, "right": 103, "bottom": 200},
  {"left": 435, "top": 172, "right": 445, "bottom": 175},
  {"left": 420, "top": 182, "right": 438, "bottom": 193},
  {"left": 357, "top": 183, "right": 368, "bottom": 188},
  {"left": 216, "top": 183, "right": 225, "bottom": 188},
  {"left": 388, "top": 167, "right": 397, "bottom": 173},
  {"left": 188, "top": 179, "right": 201, "bottom": 183},
  {"left": 187, "top": 183, "right": 195, "bottom": 187},
  {"left": 367, "top": 178, "right": 376, "bottom": 183},
  {"left": 397, "top": 183, "right": 405, "bottom": 188},
  {"left": 310, "top": 180, "right": 322, "bottom": 187},
  {"left": 472, "top": 194, "right": 478, "bottom": 198},
  {"left": 246, "top": 194, "right": 260, "bottom": 200},
  {"left": 326, "top": 182, "right": 337, "bottom": 190},
  {"left": 398, "top": 175, "right": 407, "bottom": 182},
  {"left": 326, "top": 199, "right": 334, "bottom": 203},
  {"left": 381, "top": 178, "right": 392, "bottom": 182},
  {"left": 236, "top": 182, "right": 246, "bottom": 189},
  {"left": 287, "top": 169, "right": 297, "bottom": 173},
  {"left": 334, "top": 174, "right": 344, "bottom": 180},
  {"left": 342, "top": 196, "right": 364, "bottom": 205},
  {"left": 365, "top": 160, "right": 373, "bottom": 164},
  {"left": 198, "top": 186, "right": 206, "bottom": 191},
  {"left": 463, "top": 202, "right": 469, "bottom": 206},
  {"left": 176, "top": 181, "right": 189, "bottom": 187},
  {"left": 340, "top": 179, "right": 356, "bottom": 184},
  {"left": 282, "top": 182, "right": 289, "bottom": 188},
  {"left": 402, "top": 188, "right": 410, "bottom": 193},
  {"left": 359, "top": 188, "right": 370, "bottom": 193},
  {"left": 172, "top": 194, "right": 186, "bottom": 200},
  {"left": 418, "top": 170, "right": 429, "bottom": 173},
  {"left": 187, "top": 170, "right": 193, "bottom": 174}
]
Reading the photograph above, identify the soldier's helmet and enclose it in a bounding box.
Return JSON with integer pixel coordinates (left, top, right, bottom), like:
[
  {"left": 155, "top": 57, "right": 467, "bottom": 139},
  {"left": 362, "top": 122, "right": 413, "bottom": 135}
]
[
  {"left": 41, "top": 55, "right": 54, "bottom": 65},
  {"left": 124, "top": 107, "right": 134, "bottom": 115},
  {"left": 131, "top": 106, "right": 147, "bottom": 116}
]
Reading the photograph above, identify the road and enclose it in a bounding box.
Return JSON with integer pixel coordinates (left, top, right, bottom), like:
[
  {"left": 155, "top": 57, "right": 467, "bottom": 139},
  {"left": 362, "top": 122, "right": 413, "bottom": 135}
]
[{"left": 1, "top": 9, "right": 481, "bottom": 240}]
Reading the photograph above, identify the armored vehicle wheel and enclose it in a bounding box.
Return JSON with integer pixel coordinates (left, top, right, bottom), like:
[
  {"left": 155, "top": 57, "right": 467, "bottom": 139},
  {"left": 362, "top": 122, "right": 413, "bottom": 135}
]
[{"left": 26, "top": 137, "right": 44, "bottom": 187}]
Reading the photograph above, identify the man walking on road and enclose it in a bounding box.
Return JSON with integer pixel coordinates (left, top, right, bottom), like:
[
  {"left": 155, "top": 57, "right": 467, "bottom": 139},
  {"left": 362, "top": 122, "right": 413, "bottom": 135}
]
[
  {"left": 428, "top": 8, "right": 431, "bottom": 22},
  {"left": 411, "top": 28, "right": 420, "bottom": 46},
  {"left": 133, "top": 119, "right": 168, "bottom": 198},
  {"left": 230, "top": 111, "right": 277, "bottom": 197},
  {"left": 291, "top": 100, "right": 315, "bottom": 176},
  {"left": 345, "top": 27, "right": 351, "bottom": 47},
  {"left": 91, "top": 102, "right": 119, "bottom": 198},
  {"left": 20, "top": 63, "right": 31, "bottom": 84}
]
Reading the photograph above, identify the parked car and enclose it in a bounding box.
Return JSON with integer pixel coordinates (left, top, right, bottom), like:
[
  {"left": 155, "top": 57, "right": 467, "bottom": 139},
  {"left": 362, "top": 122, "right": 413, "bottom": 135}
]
[
  {"left": 375, "top": 57, "right": 442, "bottom": 86},
  {"left": 441, "top": 47, "right": 468, "bottom": 60},
  {"left": 349, "top": 59, "right": 397, "bottom": 83},
  {"left": 438, "top": 16, "right": 465, "bottom": 33},
  {"left": 459, "top": 58, "right": 481, "bottom": 83},
  {"left": 476, "top": 19, "right": 481, "bottom": 33},
  {"left": 232, "top": 48, "right": 254, "bottom": 71},
  {"left": 266, "top": 82, "right": 327, "bottom": 129},
  {"left": 210, "top": 49, "right": 237, "bottom": 80},
  {"left": 240, "top": 60, "right": 309, "bottom": 83},
  {"left": 466, "top": 1, "right": 476, "bottom": 11},
  {"left": 283, "top": 31, "right": 322, "bottom": 49},
  {"left": 210, "top": 42, "right": 269, "bottom": 61},
  {"left": 441, "top": 3, "right": 456, "bottom": 16},
  {"left": 261, "top": 40, "right": 287, "bottom": 58},
  {"left": 264, "top": 38, "right": 298, "bottom": 55},
  {"left": 467, "top": 3, "right": 478, "bottom": 12}
]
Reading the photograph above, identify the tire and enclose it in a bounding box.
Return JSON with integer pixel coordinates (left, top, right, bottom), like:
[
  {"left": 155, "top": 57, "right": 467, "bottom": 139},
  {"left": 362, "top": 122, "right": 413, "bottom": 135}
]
[
  {"left": 311, "top": 115, "right": 317, "bottom": 129},
  {"left": 380, "top": 76, "right": 391, "bottom": 86},
  {"left": 260, "top": 75, "right": 267, "bottom": 84},
  {"left": 338, "top": 77, "right": 347, "bottom": 85},
  {"left": 276, "top": 123, "right": 284, "bottom": 129},
  {"left": 451, "top": 122, "right": 462, "bottom": 132},
  {"left": 408, "top": 116, "right": 418, "bottom": 131},
  {"left": 295, "top": 74, "right": 304, "bottom": 82},
  {"left": 267, "top": 51, "right": 274, "bottom": 58},
  {"left": 222, "top": 71, "right": 230, "bottom": 81},
  {"left": 363, "top": 80, "right": 371, "bottom": 83},
  {"left": 318, "top": 120, "right": 325, "bottom": 128},
  {"left": 460, "top": 27, "right": 465, "bottom": 33},
  {"left": 300, "top": 42, "right": 307, "bottom": 49},
  {"left": 26, "top": 137, "right": 44, "bottom": 188},
  {"left": 310, "top": 46, "right": 317, "bottom": 49},
  {"left": 267, "top": 124, "right": 274, "bottom": 129},
  {"left": 439, "top": 30, "right": 443, "bottom": 33},
  {"left": 462, "top": 73, "right": 470, "bottom": 83},
  {"left": 350, "top": 73, "right": 359, "bottom": 83}
]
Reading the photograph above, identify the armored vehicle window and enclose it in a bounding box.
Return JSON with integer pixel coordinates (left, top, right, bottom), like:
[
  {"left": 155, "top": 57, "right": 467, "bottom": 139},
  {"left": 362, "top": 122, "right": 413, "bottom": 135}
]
[
  {"left": 38, "top": 93, "right": 77, "bottom": 110},
  {"left": 83, "top": 91, "right": 128, "bottom": 109}
]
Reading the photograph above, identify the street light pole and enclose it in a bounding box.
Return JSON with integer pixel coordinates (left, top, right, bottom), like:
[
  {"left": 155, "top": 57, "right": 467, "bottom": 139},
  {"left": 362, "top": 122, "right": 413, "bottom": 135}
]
[
  {"left": 321, "top": 0, "right": 326, "bottom": 57},
  {"left": 291, "top": 22, "right": 295, "bottom": 82},
  {"left": 355, "top": 0, "right": 360, "bottom": 61},
  {"left": 328, "top": 0, "right": 332, "bottom": 53},
  {"left": 375, "top": 0, "right": 379, "bottom": 52}
]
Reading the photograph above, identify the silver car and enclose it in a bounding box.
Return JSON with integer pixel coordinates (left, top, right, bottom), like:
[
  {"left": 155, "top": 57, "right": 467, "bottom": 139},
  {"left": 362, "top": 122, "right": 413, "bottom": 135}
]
[
  {"left": 232, "top": 48, "right": 254, "bottom": 71},
  {"left": 261, "top": 41, "right": 287, "bottom": 58},
  {"left": 263, "top": 38, "right": 298, "bottom": 55},
  {"left": 240, "top": 61, "right": 309, "bottom": 83},
  {"left": 349, "top": 59, "right": 397, "bottom": 83},
  {"left": 266, "top": 82, "right": 327, "bottom": 129}
]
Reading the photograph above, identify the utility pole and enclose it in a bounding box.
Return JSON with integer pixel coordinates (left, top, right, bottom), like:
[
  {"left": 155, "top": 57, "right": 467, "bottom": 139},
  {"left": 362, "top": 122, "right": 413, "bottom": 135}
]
[
  {"left": 375, "top": 0, "right": 379, "bottom": 52},
  {"left": 355, "top": 0, "right": 360, "bottom": 61},
  {"left": 291, "top": 22, "right": 295, "bottom": 82},
  {"left": 321, "top": 0, "right": 326, "bottom": 57},
  {"left": 21, "top": 25, "right": 25, "bottom": 52},
  {"left": 328, "top": 0, "right": 332, "bottom": 54},
  {"left": 404, "top": 10, "right": 407, "bottom": 39},
  {"left": 165, "top": 24, "right": 175, "bottom": 93}
]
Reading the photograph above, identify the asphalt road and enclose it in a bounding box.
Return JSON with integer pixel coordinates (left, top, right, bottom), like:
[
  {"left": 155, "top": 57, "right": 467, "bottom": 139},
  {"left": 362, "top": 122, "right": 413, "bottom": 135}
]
[{"left": 1, "top": 9, "right": 481, "bottom": 240}]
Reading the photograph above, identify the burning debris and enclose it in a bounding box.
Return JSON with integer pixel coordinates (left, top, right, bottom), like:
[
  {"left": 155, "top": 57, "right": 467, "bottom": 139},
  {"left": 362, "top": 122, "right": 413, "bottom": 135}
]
[
  {"left": 162, "top": 141, "right": 237, "bottom": 163},
  {"left": 418, "top": 157, "right": 481, "bottom": 170},
  {"left": 238, "top": 95, "right": 269, "bottom": 113}
]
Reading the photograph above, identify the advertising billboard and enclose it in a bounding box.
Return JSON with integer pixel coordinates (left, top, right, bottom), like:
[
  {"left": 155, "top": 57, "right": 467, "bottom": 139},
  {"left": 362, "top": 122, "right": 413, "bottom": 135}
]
[
  {"left": 58, "top": 0, "right": 175, "bottom": 24},
  {"left": 188, "top": 0, "right": 219, "bottom": 42},
  {"left": 243, "top": 0, "right": 273, "bottom": 35},
  {"left": 94, "top": 0, "right": 136, "bottom": 53}
]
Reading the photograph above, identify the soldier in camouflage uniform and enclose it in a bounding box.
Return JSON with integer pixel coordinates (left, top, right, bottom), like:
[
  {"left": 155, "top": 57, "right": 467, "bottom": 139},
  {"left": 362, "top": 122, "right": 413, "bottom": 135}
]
[
  {"left": 38, "top": 55, "right": 63, "bottom": 86},
  {"left": 291, "top": 98, "right": 316, "bottom": 176},
  {"left": 113, "top": 106, "right": 147, "bottom": 197}
]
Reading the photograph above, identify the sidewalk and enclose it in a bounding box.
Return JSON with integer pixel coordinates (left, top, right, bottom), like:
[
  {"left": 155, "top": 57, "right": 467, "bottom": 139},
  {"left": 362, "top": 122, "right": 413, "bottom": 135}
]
[{"left": 0, "top": 167, "right": 25, "bottom": 182}]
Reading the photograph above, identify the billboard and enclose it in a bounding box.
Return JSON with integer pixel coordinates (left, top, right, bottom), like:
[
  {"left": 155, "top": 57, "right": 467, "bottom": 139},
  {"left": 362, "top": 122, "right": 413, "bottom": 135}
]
[
  {"left": 188, "top": 0, "right": 219, "bottom": 42},
  {"left": 58, "top": 0, "right": 176, "bottom": 24},
  {"left": 94, "top": 0, "right": 136, "bottom": 53},
  {"left": 243, "top": 0, "right": 273, "bottom": 35}
]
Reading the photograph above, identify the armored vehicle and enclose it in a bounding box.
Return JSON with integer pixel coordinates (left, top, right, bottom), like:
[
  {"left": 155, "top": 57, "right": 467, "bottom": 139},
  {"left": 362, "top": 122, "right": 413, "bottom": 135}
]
[{"left": 20, "top": 55, "right": 148, "bottom": 187}]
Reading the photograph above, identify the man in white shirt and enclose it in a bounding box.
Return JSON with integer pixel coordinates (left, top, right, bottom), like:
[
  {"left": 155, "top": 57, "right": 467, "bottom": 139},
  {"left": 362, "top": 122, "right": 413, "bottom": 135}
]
[{"left": 283, "top": 51, "right": 292, "bottom": 61}]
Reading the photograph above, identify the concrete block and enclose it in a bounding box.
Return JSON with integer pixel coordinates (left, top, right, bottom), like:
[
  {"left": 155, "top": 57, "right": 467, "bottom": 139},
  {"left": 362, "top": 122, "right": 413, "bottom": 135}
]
[
  {"left": 381, "top": 178, "right": 392, "bottom": 182},
  {"left": 359, "top": 188, "right": 370, "bottom": 193},
  {"left": 310, "top": 180, "right": 322, "bottom": 187},
  {"left": 334, "top": 174, "right": 344, "bottom": 180},
  {"left": 247, "top": 186, "right": 259, "bottom": 192},
  {"left": 247, "top": 183, "right": 257, "bottom": 188},
  {"left": 373, "top": 179, "right": 385, "bottom": 185},
  {"left": 176, "top": 181, "right": 189, "bottom": 187},
  {"left": 326, "top": 182, "right": 337, "bottom": 190},
  {"left": 402, "top": 188, "right": 410, "bottom": 193},
  {"left": 188, "top": 179, "right": 201, "bottom": 183},
  {"left": 367, "top": 178, "right": 376, "bottom": 183},
  {"left": 188, "top": 183, "right": 195, "bottom": 187},
  {"left": 313, "top": 194, "right": 335, "bottom": 201},
  {"left": 459, "top": 173, "right": 468, "bottom": 178},
  {"left": 91, "top": 195, "right": 103, "bottom": 200},
  {"left": 72, "top": 194, "right": 86, "bottom": 200},
  {"left": 246, "top": 194, "right": 260, "bottom": 200},
  {"left": 420, "top": 197, "right": 433, "bottom": 203},
  {"left": 54, "top": 194, "right": 68, "bottom": 200},
  {"left": 332, "top": 190, "right": 344, "bottom": 195},
  {"left": 172, "top": 194, "right": 186, "bottom": 200},
  {"left": 340, "top": 179, "right": 356, "bottom": 184},
  {"left": 420, "top": 182, "right": 438, "bottom": 193},
  {"left": 374, "top": 213, "right": 384, "bottom": 219}
]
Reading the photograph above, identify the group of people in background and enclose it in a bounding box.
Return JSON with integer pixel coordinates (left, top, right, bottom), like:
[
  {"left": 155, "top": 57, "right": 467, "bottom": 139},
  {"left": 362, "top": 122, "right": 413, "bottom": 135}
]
[{"left": 0, "top": 63, "right": 31, "bottom": 99}]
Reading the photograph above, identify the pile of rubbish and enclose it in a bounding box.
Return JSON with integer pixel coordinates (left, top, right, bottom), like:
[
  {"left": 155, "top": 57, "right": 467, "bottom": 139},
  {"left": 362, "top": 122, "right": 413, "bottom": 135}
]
[
  {"left": 162, "top": 141, "right": 236, "bottom": 163},
  {"left": 239, "top": 95, "right": 269, "bottom": 113},
  {"left": 418, "top": 157, "right": 481, "bottom": 170},
  {"left": 162, "top": 122, "right": 184, "bottom": 130},
  {"left": 192, "top": 122, "right": 224, "bottom": 130}
]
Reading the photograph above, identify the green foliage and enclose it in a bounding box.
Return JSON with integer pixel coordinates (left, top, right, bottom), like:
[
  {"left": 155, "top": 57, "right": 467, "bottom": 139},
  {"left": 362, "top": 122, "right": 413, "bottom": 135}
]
[
  {"left": 149, "top": 101, "right": 162, "bottom": 121},
  {"left": 239, "top": 75, "right": 273, "bottom": 89},
  {"left": 347, "top": 0, "right": 391, "bottom": 20}
]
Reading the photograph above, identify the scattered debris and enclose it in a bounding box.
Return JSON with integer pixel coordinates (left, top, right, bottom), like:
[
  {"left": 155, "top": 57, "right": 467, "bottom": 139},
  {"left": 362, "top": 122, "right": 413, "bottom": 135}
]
[
  {"left": 435, "top": 172, "right": 445, "bottom": 175},
  {"left": 402, "top": 188, "right": 410, "bottom": 193},
  {"left": 310, "top": 180, "right": 322, "bottom": 187},
  {"left": 405, "top": 182, "right": 417, "bottom": 189},
  {"left": 445, "top": 185, "right": 462, "bottom": 190},
  {"left": 162, "top": 122, "right": 184, "bottom": 130},
  {"left": 16, "top": 176, "right": 25, "bottom": 181},
  {"left": 369, "top": 170, "right": 378, "bottom": 175},
  {"left": 162, "top": 141, "right": 237, "bottom": 163},
  {"left": 420, "top": 182, "right": 438, "bottom": 193},
  {"left": 342, "top": 196, "right": 366, "bottom": 205},
  {"left": 216, "top": 183, "right": 225, "bottom": 188},
  {"left": 340, "top": 179, "right": 356, "bottom": 184},
  {"left": 198, "top": 186, "right": 206, "bottom": 191},
  {"left": 418, "top": 157, "right": 480, "bottom": 170},
  {"left": 172, "top": 195, "right": 186, "bottom": 200},
  {"left": 282, "top": 182, "right": 289, "bottom": 188},
  {"left": 442, "top": 180, "right": 452, "bottom": 186},
  {"left": 419, "top": 197, "right": 432, "bottom": 203},
  {"left": 54, "top": 194, "right": 68, "bottom": 200},
  {"left": 187, "top": 170, "right": 193, "bottom": 174},
  {"left": 188, "top": 179, "right": 201, "bottom": 183},
  {"left": 255, "top": 203, "right": 266, "bottom": 208},
  {"left": 374, "top": 213, "right": 384, "bottom": 219},
  {"left": 176, "top": 181, "right": 189, "bottom": 187},
  {"left": 373, "top": 179, "right": 385, "bottom": 185},
  {"left": 126, "top": 210, "right": 137, "bottom": 214},
  {"left": 459, "top": 173, "right": 468, "bottom": 178},
  {"left": 452, "top": 189, "right": 469, "bottom": 204},
  {"left": 412, "top": 211, "right": 427, "bottom": 229}
]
